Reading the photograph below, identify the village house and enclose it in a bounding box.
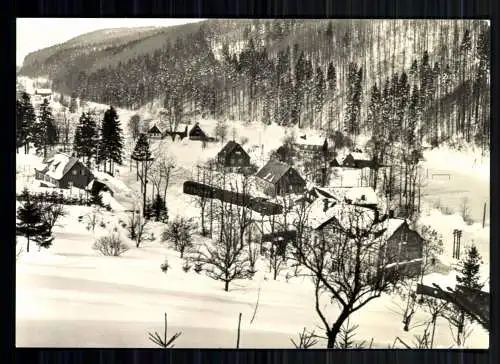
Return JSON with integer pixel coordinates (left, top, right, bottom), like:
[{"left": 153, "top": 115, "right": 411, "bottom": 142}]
[
  {"left": 32, "top": 88, "right": 52, "bottom": 104},
  {"left": 307, "top": 198, "right": 423, "bottom": 278},
  {"left": 147, "top": 124, "right": 162, "bottom": 139},
  {"left": 34, "top": 153, "right": 93, "bottom": 189},
  {"left": 216, "top": 141, "right": 251, "bottom": 170},
  {"left": 293, "top": 134, "right": 328, "bottom": 156},
  {"left": 255, "top": 160, "right": 306, "bottom": 197},
  {"left": 189, "top": 122, "right": 209, "bottom": 141}
]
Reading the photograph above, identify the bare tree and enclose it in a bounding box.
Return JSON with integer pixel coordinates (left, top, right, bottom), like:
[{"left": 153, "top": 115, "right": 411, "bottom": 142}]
[
  {"left": 127, "top": 205, "right": 149, "bottom": 248},
  {"left": 149, "top": 154, "right": 176, "bottom": 202},
  {"left": 290, "top": 205, "right": 398, "bottom": 348},
  {"left": 84, "top": 206, "right": 102, "bottom": 234},
  {"left": 128, "top": 114, "right": 141, "bottom": 140},
  {"left": 395, "top": 224, "right": 444, "bottom": 331},
  {"left": 40, "top": 203, "right": 66, "bottom": 234},
  {"left": 214, "top": 119, "right": 229, "bottom": 143},
  {"left": 197, "top": 202, "right": 252, "bottom": 291},
  {"left": 162, "top": 216, "right": 197, "bottom": 258}
]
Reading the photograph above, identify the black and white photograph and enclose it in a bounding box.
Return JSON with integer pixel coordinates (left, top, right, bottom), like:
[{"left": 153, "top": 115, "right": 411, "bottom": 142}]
[{"left": 15, "top": 18, "right": 490, "bottom": 349}]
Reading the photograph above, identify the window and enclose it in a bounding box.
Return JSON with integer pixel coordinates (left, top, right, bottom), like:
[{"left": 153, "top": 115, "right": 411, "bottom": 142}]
[
  {"left": 81, "top": 169, "right": 85, "bottom": 175},
  {"left": 73, "top": 170, "right": 77, "bottom": 175}
]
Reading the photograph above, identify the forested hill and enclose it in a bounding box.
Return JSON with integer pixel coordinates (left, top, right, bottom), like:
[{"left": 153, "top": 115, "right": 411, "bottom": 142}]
[{"left": 19, "top": 19, "right": 490, "bottom": 149}]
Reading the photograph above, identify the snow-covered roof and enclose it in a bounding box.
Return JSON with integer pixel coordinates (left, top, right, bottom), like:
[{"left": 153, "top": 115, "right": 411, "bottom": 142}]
[
  {"left": 34, "top": 153, "right": 80, "bottom": 180},
  {"left": 344, "top": 187, "right": 378, "bottom": 205},
  {"left": 307, "top": 198, "right": 378, "bottom": 231},
  {"left": 294, "top": 134, "right": 327, "bottom": 146},
  {"left": 35, "top": 88, "right": 52, "bottom": 95},
  {"left": 351, "top": 152, "right": 371, "bottom": 161},
  {"left": 381, "top": 218, "right": 406, "bottom": 239},
  {"left": 255, "top": 160, "right": 293, "bottom": 184}
]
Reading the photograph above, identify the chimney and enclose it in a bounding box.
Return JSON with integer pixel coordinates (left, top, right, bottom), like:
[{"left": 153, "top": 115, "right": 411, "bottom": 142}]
[{"left": 323, "top": 198, "right": 329, "bottom": 212}]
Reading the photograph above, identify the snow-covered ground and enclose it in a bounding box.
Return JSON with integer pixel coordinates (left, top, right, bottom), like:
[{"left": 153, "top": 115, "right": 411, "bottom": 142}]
[{"left": 15, "top": 97, "right": 490, "bottom": 348}]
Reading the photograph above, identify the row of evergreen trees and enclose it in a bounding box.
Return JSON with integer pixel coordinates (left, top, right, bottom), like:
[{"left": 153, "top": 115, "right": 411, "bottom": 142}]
[
  {"left": 16, "top": 93, "right": 58, "bottom": 157},
  {"left": 73, "top": 106, "right": 124, "bottom": 175}
]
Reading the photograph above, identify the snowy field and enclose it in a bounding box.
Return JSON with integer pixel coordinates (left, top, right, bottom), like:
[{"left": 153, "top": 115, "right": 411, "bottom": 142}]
[{"left": 15, "top": 104, "right": 490, "bottom": 348}]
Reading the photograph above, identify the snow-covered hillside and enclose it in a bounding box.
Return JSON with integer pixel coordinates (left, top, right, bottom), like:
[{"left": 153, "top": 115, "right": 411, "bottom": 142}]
[{"left": 15, "top": 92, "right": 490, "bottom": 349}]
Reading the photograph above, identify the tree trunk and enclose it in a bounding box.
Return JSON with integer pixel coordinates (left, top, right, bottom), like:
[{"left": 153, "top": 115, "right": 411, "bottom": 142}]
[
  {"left": 224, "top": 280, "right": 229, "bottom": 292},
  {"left": 326, "top": 309, "right": 351, "bottom": 348},
  {"left": 26, "top": 235, "right": 30, "bottom": 253}
]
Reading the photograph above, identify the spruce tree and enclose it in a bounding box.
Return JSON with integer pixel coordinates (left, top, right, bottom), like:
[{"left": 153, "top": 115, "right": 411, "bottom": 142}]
[
  {"left": 456, "top": 245, "right": 484, "bottom": 290},
  {"left": 74, "top": 112, "right": 98, "bottom": 167},
  {"left": 33, "top": 99, "right": 58, "bottom": 158},
  {"left": 18, "top": 92, "right": 36, "bottom": 154},
  {"left": 132, "top": 133, "right": 153, "bottom": 215},
  {"left": 149, "top": 194, "right": 169, "bottom": 222},
  {"left": 16, "top": 199, "right": 53, "bottom": 253},
  {"left": 98, "top": 106, "right": 123, "bottom": 174}
]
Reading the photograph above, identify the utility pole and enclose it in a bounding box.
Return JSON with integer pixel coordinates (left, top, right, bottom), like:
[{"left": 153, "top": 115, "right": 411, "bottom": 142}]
[{"left": 482, "top": 202, "right": 487, "bottom": 228}]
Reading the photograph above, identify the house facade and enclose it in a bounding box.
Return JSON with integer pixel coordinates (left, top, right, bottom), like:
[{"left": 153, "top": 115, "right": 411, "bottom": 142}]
[
  {"left": 148, "top": 125, "right": 162, "bottom": 139},
  {"left": 308, "top": 199, "right": 423, "bottom": 279},
  {"left": 255, "top": 160, "right": 306, "bottom": 197},
  {"left": 189, "top": 123, "right": 207, "bottom": 140},
  {"left": 35, "top": 153, "right": 93, "bottom": 189},
  {"left": 216, "top": 141, "right": 251, "bottom": 170}
]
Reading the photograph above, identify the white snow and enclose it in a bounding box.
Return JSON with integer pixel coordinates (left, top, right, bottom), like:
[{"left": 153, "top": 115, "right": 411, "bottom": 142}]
[{"left": 15, "top": 94, "right": 490, "bottom": 349}]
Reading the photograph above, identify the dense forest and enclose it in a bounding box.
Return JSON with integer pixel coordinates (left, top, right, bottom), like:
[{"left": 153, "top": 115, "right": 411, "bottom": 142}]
[{"left": 20, "top": 19, "right": 490, "bottom": 151}]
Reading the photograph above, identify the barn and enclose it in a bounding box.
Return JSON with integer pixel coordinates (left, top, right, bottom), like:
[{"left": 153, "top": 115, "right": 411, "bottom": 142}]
[
  {"left": 216, "top": 141, "right": 251, "bottom": 169},
  {"left": 34, "top": 153, "right": 93, "bottom": 189},
  {"left": 254, "top": 160, "right": 306, "bottom": 197}
]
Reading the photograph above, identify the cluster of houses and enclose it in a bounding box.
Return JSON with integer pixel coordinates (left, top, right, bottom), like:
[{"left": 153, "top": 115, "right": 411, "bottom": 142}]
[
  {"left": 204, "top": 137, "right": 424, "bottom": 277},
  {"left": 31, "top": 121, "right": 424, "bottom": 279},
  {"left": 147, "top": 122, "right": 216, "bottom": 142}
]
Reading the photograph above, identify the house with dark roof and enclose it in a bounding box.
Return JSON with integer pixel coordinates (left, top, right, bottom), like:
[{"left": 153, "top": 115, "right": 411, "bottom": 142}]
[
  {"left": 189, "top": 122, "right": 208, "bottom": 141},
  {"left": 34, "top": 153, "right": 93, "bottom": 189},
  {"left": 216, "top": 141, "right": 251, "bottom": 169},
  {"left": 254, "top": 160, "right": 306, "bottom": 196},
  {"left": 147, "top": 124, "right": 162, "bottom": 139}
]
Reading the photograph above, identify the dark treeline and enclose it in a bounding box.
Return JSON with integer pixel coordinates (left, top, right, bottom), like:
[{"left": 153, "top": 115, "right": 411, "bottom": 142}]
[{"left": 20, "top": 20, "right": 490, "bottom": 151}]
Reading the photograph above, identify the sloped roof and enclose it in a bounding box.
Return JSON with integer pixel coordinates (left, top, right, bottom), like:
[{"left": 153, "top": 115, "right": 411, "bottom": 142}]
[
  {"left": 308, "top": 200, "right": 377, "bottom": 231},
  {"left": 34, "top": 153, "right": 81, "bottom": 180},
  {"left": 35, "top": 88, "right": 52, "bottom": 95},
  {"left": 343, "top": 187, "right": 379, "bottom": 205},
  {"left": 217, "top": 141, "right": 248, "bottom": 159},
  {"left": 351, "top": 152, "right": 371, "bottom": 161},
  {"left": 189, "top": 123, "right": 206, "bottom": 136},
  {"left": 255, "top": 160, "right": 291, "bottom": 184},
  {"left": 380, "top": 218, "right": 406, "bottom": 239},
  {"left": 295, "top": 134, "right": 327, "bottom": 147},
  {"left": 148, "top": 124, "right": 162, "bottom": 134}
]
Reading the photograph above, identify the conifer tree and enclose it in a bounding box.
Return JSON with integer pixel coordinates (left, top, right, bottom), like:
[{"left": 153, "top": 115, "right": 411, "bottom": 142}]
[
  {"left": 456, "top": 244, "right": 484, "bottom": 290},
  {"left": 16, "top": 199, "right": 53, "bottom": 253},
  {"left": 74, "top": 112, "right": 98, "bottom": 167},
  {"left": 149, "top": 194, "right": 169, "bottom": 222},
  {"left": 33, "top": 99, "right": 57, "bottom": 158},
  {"left": 97, "top": 106, "right": 123, "bottom": 174},
  {"left": 18, "top": 92, "right": 36, "bottom": 154},
  {"left": 132, "top": 133, "right": 153, "bottom": 215}
]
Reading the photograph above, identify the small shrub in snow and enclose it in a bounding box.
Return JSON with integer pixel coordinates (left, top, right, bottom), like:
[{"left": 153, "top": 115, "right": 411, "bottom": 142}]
[
  {"left": 182, "top": 260, "right": 192, "bottom": 273},
  {"left": 121, "top": 222, "right": 127, "bottom": 228},
  {"left": 160, "top": 258, "right": 170, "bottom": 273},
  {"left": 92, "top": 233, "right": 129, "bottom": 256},
  {"left": 194, "top": 262, "right": 203, "bottom": 274},
  {"left": 105, "top": 205, "right": 112, "bottom": 212},
  {"left": 99, "top": 221, "right": 106, "bottom": 228}
]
